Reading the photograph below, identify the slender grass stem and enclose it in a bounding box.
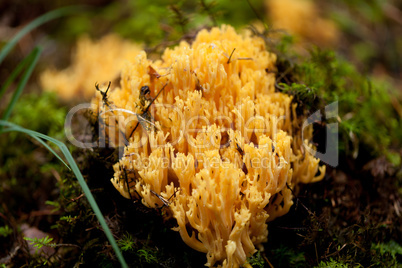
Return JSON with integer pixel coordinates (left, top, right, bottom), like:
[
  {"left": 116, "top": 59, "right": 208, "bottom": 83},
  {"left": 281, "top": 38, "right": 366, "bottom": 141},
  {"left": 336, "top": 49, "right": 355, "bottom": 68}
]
[
  {"left": 1, "top": 47, "right": 42, "bottom": 123},
  {"left": 0, "top": 120, "right": 128, "bottom": 268},
  {"left": 0, "top": 6, "right": 84, "bottom": 65}
]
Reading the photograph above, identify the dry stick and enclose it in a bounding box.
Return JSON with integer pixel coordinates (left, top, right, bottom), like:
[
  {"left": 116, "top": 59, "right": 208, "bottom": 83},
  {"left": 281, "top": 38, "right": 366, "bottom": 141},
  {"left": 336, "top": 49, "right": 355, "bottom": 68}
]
[
  {"left": 235, "top": 141, "right": 249, "bottom": 175},
  {"left": 150, "top": 188, "right": 179, "bottom": 208},
  {"left": 192, "top": 71, "right": 204, "bottom": 92},
  {"left": 286, "top": 182, "right": 313, "bottom": 214},
  {"left": 122, "top": 167, "right": 147, "bottom": 202},
  {"left": 227, "top": 48, "right": 236, "bottom": 64},
  {"left": 123, "top": 167, "right": 133, "bottom": 200},
  {"left": 128, "top": 83, "right": 168, "bottom": 138},
  {"left": 237, "top": 57, "right": 253, "bottom": 61},
  {"left": 325, "top": 243, "right": 347, "bottom": 258},
  {"left": 226, "top": 47, "right": 253, "bottom": 64},
  {"left": 263, "top": 254, "right": 274, "bottom": 268},
  {"left": 70, "top": 189, "right": 103, "bottom": 202},
  {"left": 235, "top": 142, "right": 245, "bottom": 156},
  {"left": 95, "top": 81, "right": 111, "bottom": 108},
  {"left": 96, "top": 81, "right": 129, "bottom": 146},
  {"left": 150, "top": 190, "right": 171, "bottom": 207},
  {"left": 275, "top": 67, "right": 293, "bottom": 90}
]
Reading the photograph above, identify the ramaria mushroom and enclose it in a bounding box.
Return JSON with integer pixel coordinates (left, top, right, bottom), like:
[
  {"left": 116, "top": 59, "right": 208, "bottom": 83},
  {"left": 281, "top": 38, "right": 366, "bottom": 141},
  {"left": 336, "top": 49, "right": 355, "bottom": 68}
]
[
  {"left": 97, "top": 25, "right": 325, "bottom": 267},
  {"left": 41, "top": 34, "right": 142, "bottom": 100}
]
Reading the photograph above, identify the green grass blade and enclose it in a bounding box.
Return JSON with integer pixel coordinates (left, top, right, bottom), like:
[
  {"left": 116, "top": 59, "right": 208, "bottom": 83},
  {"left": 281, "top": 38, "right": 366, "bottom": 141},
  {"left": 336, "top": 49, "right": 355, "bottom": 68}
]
[
  {"left": 0, "top": 120, "right": 128, "bottom": 268},
  {"left": 0, "top": 50, "right": 34, "bottom": 100},
  {"left": 2, "top": 127, "right": 71, "bottom": 170},
  {"left": 0, "top": 6, "right": 84, "bottom": 65},
  {"left": 29, "top": 135, "right": 71, "bottom": 170},
  {"left": 1, "top": 46, "right": 42, "bottom": 122}
]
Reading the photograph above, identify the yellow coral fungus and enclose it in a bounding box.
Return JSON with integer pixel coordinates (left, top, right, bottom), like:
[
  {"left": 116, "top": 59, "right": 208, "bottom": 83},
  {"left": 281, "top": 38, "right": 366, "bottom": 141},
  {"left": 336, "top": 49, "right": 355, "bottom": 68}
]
[
  {"left": 266, "top": 0, "right": 339, "bottom": 47},
  {"left": 41, "top": 34, "right": 142, "bottom": 100},
  {"left": 97, "top": 25, "right": 325, "bottom": 267}
]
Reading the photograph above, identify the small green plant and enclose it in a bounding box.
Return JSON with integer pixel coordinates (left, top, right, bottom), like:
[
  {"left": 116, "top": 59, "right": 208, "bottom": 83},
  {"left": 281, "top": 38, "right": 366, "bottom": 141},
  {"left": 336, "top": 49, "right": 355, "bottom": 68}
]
[
  {"left": 137, "top": 248, "right": 159, "bottom": 264},
  {"left": 0, "top": 225, "right": 13, "bottom": 237},
  {"left": 45, "top": 200, "right": 62, "bottom": 213},
  {"left": 24, "top": 236, "right": 56, "bottom": 254},
  {"left": 59, "top": 215, "right": 78, "bottom": 223},
  {"left": 118, "top": 233, "right": 136, "bottom": 252}
]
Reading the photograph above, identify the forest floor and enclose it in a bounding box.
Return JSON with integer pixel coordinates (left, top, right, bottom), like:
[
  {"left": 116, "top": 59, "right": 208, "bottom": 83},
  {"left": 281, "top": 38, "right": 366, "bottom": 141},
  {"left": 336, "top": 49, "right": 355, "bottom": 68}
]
[{"left": 0, "top": 1, "right": 401, "bottom": 267}]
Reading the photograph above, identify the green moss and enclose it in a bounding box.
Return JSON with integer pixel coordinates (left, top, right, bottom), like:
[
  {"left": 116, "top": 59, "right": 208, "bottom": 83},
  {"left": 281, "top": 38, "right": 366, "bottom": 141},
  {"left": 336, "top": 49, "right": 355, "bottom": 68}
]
[
  {"left": 9, "top": 91, "right": 67, "bottom": 140},
  {"left": 246, "top": 251, "right": 265, "bottom": 268},
  {"left": 266, "top": 244, "right": 306, "bottom": 268},
  {"left": 274, "top": 44, "right": 402, "bottom": 161},
  {"left": 316, "top": 258, "right": 354, "bottom": 268},
  {"left": 371, "top": 240, "right": 402, "bottom": 267}
]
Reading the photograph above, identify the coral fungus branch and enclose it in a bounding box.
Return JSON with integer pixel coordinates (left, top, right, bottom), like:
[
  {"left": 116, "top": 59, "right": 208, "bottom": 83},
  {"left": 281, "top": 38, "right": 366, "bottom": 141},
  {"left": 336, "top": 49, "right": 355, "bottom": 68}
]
[{"left": 99, "top": 25, "right": 326, "bottom": 268}]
